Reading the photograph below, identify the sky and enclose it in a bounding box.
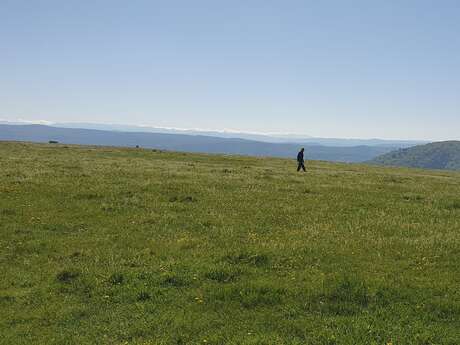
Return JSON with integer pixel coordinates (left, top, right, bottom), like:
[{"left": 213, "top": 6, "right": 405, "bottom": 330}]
[{"left": 1, "top": 0, "right": 459, "bottom": 140}]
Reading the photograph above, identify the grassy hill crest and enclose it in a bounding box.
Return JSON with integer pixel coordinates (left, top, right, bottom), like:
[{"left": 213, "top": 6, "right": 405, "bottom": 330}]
[{"left": 1, "top": 142, "right": 460, "bottom": 344}]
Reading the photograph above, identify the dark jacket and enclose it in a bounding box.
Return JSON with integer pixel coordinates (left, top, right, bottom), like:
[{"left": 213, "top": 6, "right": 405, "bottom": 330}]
[{"left": 297, "top": 150, "right": 304, "bottom": 162}]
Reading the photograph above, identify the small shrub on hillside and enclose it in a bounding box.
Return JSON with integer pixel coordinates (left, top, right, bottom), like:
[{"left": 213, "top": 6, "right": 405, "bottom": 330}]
[
  {"left": 161, "top": 274, "right": 189, "bottom": 287},
  {"left": 181, "top": 196, "right": 196, "bottom": 202},
  {"left": 0, "top": 295, "right": 15, "bottom": 304},
  {"left": 169, "top": 196, "right": 197, "bottom": 203},
  {"left": 402, "top": 193, "right": 424, "bottom": 202},
  {"left": 69, "top": 251, "right": 83, "bottom": 258},
  {"left": 239, "top": 285, "right": 284, "bottom": 308},
  {"left": 445, "top": 200, "right": 460, "bottom": 210},
  {"left": 326, "top": 276, "right": 369, "bottom": 306},
  {"left": 308, "top": 275, "right": 370, "bottom": 316},
  {"left": 0, "top": 209, "right": 16, "bottom": 216},
  {"left": 137, "top": 291, "right": 151, "bottom": 302},
  {"left": 108, "top": 273, "right": 124, "bottom": 285},
  {"left": 204, "top": 266, "right": 241, "bottom": 283},
  {"left": 425, "top": 300, "right": 460, "bottom": 321},
  {"left": 56, "top": 270, "right": 79, "bottom": 283}
]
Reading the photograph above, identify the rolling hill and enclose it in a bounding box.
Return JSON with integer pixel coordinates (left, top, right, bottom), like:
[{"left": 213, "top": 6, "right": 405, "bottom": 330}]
[
  {"left": 0, "top": 124, "right": 403, "bottom": 163},
  {"left": 1, "top": 142, "right": 460, "bottom": 344},
  {"left": 370, "top": 141, "right": 460, "bottom": 170}
]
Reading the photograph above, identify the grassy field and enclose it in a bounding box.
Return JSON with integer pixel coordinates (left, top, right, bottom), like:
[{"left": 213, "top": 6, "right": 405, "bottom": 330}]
[{"left": 1, "top": 141, "right": 460, "bottom": 345}]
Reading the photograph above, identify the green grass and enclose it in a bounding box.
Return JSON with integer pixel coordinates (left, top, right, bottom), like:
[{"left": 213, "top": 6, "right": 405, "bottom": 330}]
[{"left": 1, "top": 141, "right": 460, "bottom": 345}]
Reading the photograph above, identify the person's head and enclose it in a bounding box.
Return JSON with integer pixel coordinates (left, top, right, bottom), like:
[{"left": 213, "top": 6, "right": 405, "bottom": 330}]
[{"left": 300, "top": 148, "right": 304, "bottom": 152}]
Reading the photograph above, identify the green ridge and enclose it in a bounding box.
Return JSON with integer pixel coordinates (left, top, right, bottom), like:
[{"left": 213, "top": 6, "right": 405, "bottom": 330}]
[{"left": 370, "top": 141, "right": 460, "bottom": 171}]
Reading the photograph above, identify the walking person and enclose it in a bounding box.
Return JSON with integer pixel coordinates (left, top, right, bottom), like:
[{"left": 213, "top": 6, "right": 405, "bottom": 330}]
[{"left": 297, "top": 148, "right": 306, "bottom": 172}]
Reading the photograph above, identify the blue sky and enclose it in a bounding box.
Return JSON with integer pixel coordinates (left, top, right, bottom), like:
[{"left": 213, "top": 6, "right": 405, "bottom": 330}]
[{"left": 1, "top": 0, "right": 459, "bottom": 140}]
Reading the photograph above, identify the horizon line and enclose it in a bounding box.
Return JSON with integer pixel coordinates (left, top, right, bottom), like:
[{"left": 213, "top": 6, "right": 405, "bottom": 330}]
[{"left": 0, "top": 117, "right": 439, "bottom": 142}]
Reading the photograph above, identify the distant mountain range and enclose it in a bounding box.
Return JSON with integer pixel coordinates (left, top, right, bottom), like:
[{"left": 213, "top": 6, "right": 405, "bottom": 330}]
[
  {"left": 0, "top": 120, "right": 425, "bottom": 147},
  {"left": 369, "top": 141, "right": 460, "bottom": 170},
  {"left": 0, "top": 123, "right": 417, "bottom": 163}
]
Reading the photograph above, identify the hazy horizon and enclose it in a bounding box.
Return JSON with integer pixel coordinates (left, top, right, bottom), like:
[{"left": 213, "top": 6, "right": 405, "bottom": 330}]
[
  {"left": 2, "top": 1, "right": 459, "bottom": 141},
  {"left": 0, "top": 117, "right": 436, "bottom": 142}
]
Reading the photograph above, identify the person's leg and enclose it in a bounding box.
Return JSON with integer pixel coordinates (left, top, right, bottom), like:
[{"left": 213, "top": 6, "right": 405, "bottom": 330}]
[
  {"left": 297, "top": 162, "right": 301, "bottom": 171},
  {"left": 301, "top": 162, "right": 306, "bottom": 171}
]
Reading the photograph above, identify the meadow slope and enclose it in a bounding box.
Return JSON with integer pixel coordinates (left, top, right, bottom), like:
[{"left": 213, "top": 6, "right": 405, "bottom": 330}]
[{"left": 1, "top": 142, "right": 460, "bottom": 345}]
